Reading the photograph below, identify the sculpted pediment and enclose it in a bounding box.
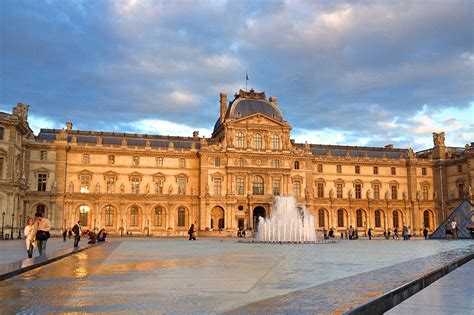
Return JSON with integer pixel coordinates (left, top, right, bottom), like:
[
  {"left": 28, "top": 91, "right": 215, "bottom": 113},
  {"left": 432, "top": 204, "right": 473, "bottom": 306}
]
[{"left": 231, "top": 113, "right": 288, "bottom": 127}]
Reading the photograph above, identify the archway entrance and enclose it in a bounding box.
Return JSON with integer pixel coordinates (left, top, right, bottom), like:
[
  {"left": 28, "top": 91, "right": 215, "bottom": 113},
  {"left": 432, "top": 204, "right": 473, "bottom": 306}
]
[
  {"left": 210, "top": 206, "right": 225, "bottom": 230},
  {"left": 253, "top": 206, "right": 266, "bottom": 231}
]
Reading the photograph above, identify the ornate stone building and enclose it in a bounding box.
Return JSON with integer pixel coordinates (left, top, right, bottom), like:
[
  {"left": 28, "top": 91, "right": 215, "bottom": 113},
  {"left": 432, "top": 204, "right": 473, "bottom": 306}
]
[{"left": 1, "top": 91, "right": 472, "bottom": 238}]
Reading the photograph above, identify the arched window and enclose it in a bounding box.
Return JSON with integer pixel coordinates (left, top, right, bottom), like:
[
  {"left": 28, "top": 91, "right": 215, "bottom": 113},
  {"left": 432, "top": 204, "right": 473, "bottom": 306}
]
[
  {"left": 254, "top": 133, "right": 262, "bottom": 149},
  {"left": 393, "top": 211, "right": 399, "bottom": 228},
  {"left": 271, "top": 134, "right": 280, "bottom": 150},
  {"left": 294, "top": 161, "right": 300, "bottom": 169},
  {"left": 423, "top": 210, "right": 430, "bottom": 228},
  {"left": 253, "top": 176, "right": 264, "bottom": 195},
  {"left": 79, "top": 205, "right": 90, "bottom": 226},
  {"left": 154, "top": 207, "right": 163, "bottom": 226},
  {"left": 130, "top": 206, "right": 139, "bottom": 226},
  {"left": 36, "top": 204, "right": 46, "bottom": 215},
  {"left": 356, "top": 209, "right": 363, "bottom": 227},
  {"left": 375, "top": 210, "right": 381, "bottom": 228},
  {"left": 105, "top": 205, "right": 114, "bottom": 226},
  {"left": 236, "top": 132, "right": 244, "bottom": 148},
  {"left": 178, "top": 207, "right": 186, "bottom": 227},
  {"left": 337, "top": 209, "right": 344, "bottom": 227},
  {"left": 318, "top": 209, "right": 325, "bottom": 227}
]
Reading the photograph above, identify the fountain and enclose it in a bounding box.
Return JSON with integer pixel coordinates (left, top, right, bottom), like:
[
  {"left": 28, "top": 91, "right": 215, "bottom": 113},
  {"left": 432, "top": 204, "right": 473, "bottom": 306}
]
[{"left": 255, "top": 196, "right": 317, "bottom": 243}]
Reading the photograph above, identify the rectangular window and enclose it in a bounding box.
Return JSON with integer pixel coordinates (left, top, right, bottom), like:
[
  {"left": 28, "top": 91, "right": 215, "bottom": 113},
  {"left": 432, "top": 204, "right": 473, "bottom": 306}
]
[
  {"left": 40, "top": 151, "right": 47, "bottom": 161},
  {"left": 293, "top": 181, "right": 301, "bottom": 196},
  {"left": 0, "top": 127, "right": 3, "bottom": 140},
  {"left": 391, "top": 167, "right": 396, "bottom": 175},
  {"left": 237, "top": 178, "right": 245, "bottom": 195},
  {"left": 83, "top": 154, "right": 90, "bottom": 164},
  {"left": 355, "top": 184, "right": 361, "bottom": 199},
  {"left": 154, "top": 207, "right": 163, "bottom": 226},
  {"left": 422, "top": 185, "right": 429, "bottom": 200},
  {"left": 421, "top": 167, "right": 427, "bottom": 176},
  {"left": 458, "top": 183, "right": 464, "bottom": 199},
  {"left": 317, "top": 164, "right": 323, "bottom": 173},
  {"left": 355, "top": 165, "right": 360, "bottom": 174},
  {"left": 178, "top": 208, "right": 186, "bottom": 227},
  {"left": 317, "top": 183, "right": 324, "bottom": 198},
  {"left": 156, "top": 157, "right": 163, "bottom": 167},
  {"left": 178, "top": 178, "right": 186, "bottom": 195},
  {"left": 373, "top": 184, "right": 380, "bottom": 200},
  {"left": 179, "top": 158, "right": 186, "bottom": 168},
  {"left": 155, "top": 178, "right": 164, "bottom": 195},
  {"left": 336, "top": 184, "right": 343, "bottom": 198},
  {"left": 274, "top": 159, "right": 280, "bottom": 168},
  {"left": 336, "top": 165, "right": 342, "bottom": 173},
  {"left": 272, "top": 179, "right": 280, "bottom": 195},
  {"left": 37, "top": 173, "right": 47, "bottom": 191},
  {"left": 131, "top": 177, "right": 140, "bottom": 194},
  {"left": 457, "top": 165, "right": 462, "bottom": 173},
  {"left": 294, "top": 161, "right": 300, "bottom": 169},
  {"left": 108, "top": 155, "right": 115, "bottom": 164},
  {"left": 106, "top": 177, "right": 115, "bottom": 194},
  {"left": 391, "top": 185, "right": 398, "bottom": 200},
  {"left": 80, "top": 175, "right": 90, "bottom": 193},
  {"left": 373, "top": 166, "right": 378, "bottom": 175},
  {"left": 215, "top": 157, "right": 221, "bottom": 167},
  {"left": 214, "top": 178, "right": 222, "bottom": 195}
]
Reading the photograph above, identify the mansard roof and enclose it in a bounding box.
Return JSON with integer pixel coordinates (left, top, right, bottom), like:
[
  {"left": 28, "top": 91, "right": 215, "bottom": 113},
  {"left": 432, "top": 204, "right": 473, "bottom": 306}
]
[{"left": 308, "top": 143, "right": 410, "bottom": 159}]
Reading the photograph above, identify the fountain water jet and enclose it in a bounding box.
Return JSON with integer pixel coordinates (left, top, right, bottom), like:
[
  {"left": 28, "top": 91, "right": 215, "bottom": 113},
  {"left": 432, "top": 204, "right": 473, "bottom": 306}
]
[{"left": 256, "top": 196, "right": 317, "bottom": 243}]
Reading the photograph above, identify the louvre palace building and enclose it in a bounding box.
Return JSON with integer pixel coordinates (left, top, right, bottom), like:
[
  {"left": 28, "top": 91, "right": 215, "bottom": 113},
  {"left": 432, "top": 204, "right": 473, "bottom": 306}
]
[{"left": 0, "top": 89, "right": 473, "bottom": 237}]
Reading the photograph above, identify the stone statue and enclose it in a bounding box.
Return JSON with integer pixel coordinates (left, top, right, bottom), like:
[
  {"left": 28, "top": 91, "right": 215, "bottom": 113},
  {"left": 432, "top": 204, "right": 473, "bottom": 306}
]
[
  {"left": 246, "top": 134, "right": 252, "bottom": 147},
  {"left": 168, "top": 141, "right": 174, "bottom": 149},
  {"left": 329, "top": 189, "right": 334, "bottom": 199},
  {"left": 305, "top": 187, "right": 311, "bottom": 199},
  {"left": 169, "top": 185, "right": 173, "bottom": 194},
  {"left": 433, "top": 191, "right": 439, "bottom": 204},
  {"left": 264, "top": 133, "right": 270, "bottom": 148},
  {"left": 416, "top": 190, "right": 421, "bottom": 201},
  {"left": 384, "top": 190, "right": 390, "bottom": 200},
  {"left": 191, "top": 186, "right": 195, "bottom": 196},
  {"left": 69, "top": 181, "right": 74, "bottom": 193},
  {"left": 467, "top": 185, "right": 472, "bottom": 197},
  {"left": 120, "top": 183, "right": 125, "bottom": 193},
  {"left": 206, "top": 183, "right": 210, "bottom": 195},
  {"left": 121, "top": 139, "right": 127, "bottom": 146},
  {"left": 304, "top": 141, "right": 310, "bottom": 151},
  {"left": 95, "top": 183, "right": 100, "bottom": 194},
  {"left": 145, "top": 183, "right": 150, "bottom": 194},
  {"left": 200, "top": 137, "right": 207, "bottom": 145},
  {"left": 366, "top": 189, "right": 372, "bottom": 200},
  {"left": 348, "top": 189, "right": 353, "bottom": 200},
  {"left": 402, "top": 191, "right": 407, "bottom": 201},
  {"left": 145, "top": 140, "right": 151, "bottom": 147},
  {"left": 433, "top": 132, "right": 445, "bottom": 147},
  {"left": 96, "top": 137, "right": 102, "bottom": 144}
]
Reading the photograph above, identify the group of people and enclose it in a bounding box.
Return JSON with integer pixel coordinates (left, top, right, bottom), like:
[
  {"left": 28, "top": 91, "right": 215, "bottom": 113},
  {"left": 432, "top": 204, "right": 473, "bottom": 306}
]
[
  {"left": 23, "top": 212, "right": 51, "bottom": 258},
  {"left": 445, "top": 219, "right": 458, "bottom": 239},
  {"left": 67, "top": 220, "right": 108, "bottom": 247}
]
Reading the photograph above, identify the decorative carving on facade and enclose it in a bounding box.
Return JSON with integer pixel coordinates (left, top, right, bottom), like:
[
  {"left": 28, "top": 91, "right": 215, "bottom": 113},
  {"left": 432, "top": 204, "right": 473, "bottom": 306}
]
[{"left": 433, "top": 132, "right": 445, "bottom": 147}]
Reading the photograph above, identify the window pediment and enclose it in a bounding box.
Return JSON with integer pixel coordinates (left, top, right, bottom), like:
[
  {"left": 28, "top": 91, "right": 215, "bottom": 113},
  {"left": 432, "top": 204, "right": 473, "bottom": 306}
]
[
  {"left": 291, "top": 175, "right": 304, "bottom": 183},
  {"left": 175, "top": 173, "right": 189, "bottom": 182},
  {"left": 334, "top": 178, "right": 345, "bottom": 187},
  {"left": 315, "top": 178, "right": 326, "bottom": 186},
  {"left": 210, "top": 172, "right": 225, "bottom": 181},
  {"left": 371, "top": 180, "right": 382, "bottom": 187},
  {"left": 353, "top": 179, "right": 364, "bottom": 187},
  {"left": 103, "top": 170, "right": 119, "bottom": 180},
  {"left": 389, "top": 180, "right": 399, "bottom": 187},
  {"left": 419, "top": 180, "right": 431, "bottom": 188},
  {"left": 152, "top": 172, "right": 166, "bottom": 181},
  {"left": 455, "top": 178, "right": 465, "bottom": 184},
  {"left": 78, "top": 169, "right": 93, "bottom": 179},
  {"left": 34, "top": 167, "right": 52, "bottom": 177},
  {"left": 128, "top": 171, "right": 143, "bottom": 181}
]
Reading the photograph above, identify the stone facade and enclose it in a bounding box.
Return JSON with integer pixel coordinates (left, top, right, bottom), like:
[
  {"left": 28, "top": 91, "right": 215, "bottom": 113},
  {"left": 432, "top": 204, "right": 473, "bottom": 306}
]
[{"left": 0, "top": 90, "right": 472, "bottom": 237}]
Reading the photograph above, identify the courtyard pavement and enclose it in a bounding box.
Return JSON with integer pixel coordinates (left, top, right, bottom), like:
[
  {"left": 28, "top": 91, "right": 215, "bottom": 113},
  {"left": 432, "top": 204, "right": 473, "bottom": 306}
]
[
  {"left": 0, "top": 237, "right": 72, "bottom": 265},
  {"left": 0, "top": 237, "right": 472, "bottom": 314}
]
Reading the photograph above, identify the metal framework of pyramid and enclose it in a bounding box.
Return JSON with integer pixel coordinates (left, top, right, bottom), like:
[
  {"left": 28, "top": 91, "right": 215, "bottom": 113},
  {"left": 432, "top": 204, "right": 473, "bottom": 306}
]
[{"left": 429, "top": 198, "right": 473, "bottom": 239}]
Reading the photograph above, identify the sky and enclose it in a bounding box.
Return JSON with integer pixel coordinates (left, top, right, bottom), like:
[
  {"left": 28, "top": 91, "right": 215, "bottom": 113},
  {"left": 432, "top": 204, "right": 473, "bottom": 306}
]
[{"left": 1, "top": 0, "right": 473, "bottom": 151}]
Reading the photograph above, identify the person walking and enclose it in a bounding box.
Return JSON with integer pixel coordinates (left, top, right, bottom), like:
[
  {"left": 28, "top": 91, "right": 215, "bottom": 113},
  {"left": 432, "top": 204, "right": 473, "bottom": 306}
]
[
  {"left": 445, "top": 220, "right": 452, "bottom": 240},
  {"left": 24, "top": 218, "right": 36, "bottom": 258},
  {"left": 34, "top": 212, "right": 51, "bottom": 256},
  {"left": 72, "top": 221, "right": 82, "bottom": 247},
  {"left": 62, "top": 229, "right": 67, "bottom": 242},
  {"left": 188, "top": 223, "right": 196, "bottom": 240},
  {"left": 423, "top": 227, "right": 429, "bottom": 240},
  {"left": 368, "top": 228, "right": 372, "bottom": 240}
]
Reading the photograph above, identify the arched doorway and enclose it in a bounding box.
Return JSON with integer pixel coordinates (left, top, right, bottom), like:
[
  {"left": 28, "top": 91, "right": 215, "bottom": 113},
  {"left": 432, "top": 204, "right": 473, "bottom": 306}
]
[
  {"left": 423, "top": 210, "right": 434, "bottom": 230},
  {"left": 253, "top": 206, "right": 266, "bottom": 231},
  {"left": 211, "top": 206, "right": 225, "bottom": 230}
]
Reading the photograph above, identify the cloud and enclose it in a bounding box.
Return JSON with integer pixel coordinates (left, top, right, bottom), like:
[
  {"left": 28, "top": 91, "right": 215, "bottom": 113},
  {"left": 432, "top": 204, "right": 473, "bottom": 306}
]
[{"left": 0, "top": 0, "right": 472, "bottom": 150}]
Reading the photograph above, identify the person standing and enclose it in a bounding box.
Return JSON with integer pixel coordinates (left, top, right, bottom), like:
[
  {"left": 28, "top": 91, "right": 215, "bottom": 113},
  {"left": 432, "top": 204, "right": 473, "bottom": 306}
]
[
  {"left": 72, "top": 221, "right": 81, "bottom": 247},
  {"left": 24, "top": 218, "right": 36, "bottom": 258},
  {"left": 368, "top": 228, "right": 372, "bottom": 240},
  {"left": 451, "top": 220, "right": 458, "bottom": 239},
  {"left": 423, "top": 227, "right": 429, "bottom": 240},
  {"left": 188, "top": 223, "right": 196, "bottom": 240},
  {"left": 62, "top": 229, "right": 67, "bottom": 242},
  {"left": 34, "top": 212, "right": 51, "bottom": 256}
]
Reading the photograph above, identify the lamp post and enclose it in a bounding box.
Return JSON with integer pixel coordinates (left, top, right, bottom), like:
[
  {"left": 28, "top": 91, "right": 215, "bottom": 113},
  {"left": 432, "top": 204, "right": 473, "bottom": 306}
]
[
  {"left": 18, "top": 214, "right": 22, "bottom": 239},
  {"left": 11, "top": 213, "right": 14, "bottom": 240},
  {"left": 147, "top": 219, "right": 150, "bottom": 237},
  {"left": 1, "top": 212, "right": 5, "bottom": 240}
]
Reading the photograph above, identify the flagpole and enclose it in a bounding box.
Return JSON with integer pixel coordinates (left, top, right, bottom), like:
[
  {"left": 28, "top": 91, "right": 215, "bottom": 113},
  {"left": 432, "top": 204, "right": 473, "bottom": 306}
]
[{"left": 245, "top": 69, "right": 249, "bottom": 91}]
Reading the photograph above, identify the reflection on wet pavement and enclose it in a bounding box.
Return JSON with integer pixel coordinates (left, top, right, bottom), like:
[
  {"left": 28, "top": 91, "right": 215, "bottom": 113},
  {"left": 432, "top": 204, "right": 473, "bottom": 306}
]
[{"left": 0, "top": 238, "right": 472, "bottom": 314}]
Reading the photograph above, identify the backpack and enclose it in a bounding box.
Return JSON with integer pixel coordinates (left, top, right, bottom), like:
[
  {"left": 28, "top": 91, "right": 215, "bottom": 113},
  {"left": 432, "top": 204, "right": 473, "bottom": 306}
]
[
  {"left": 36, "top": 230, "right": 50, "bottom": 241},
  {"left": 72, "top": 224, "right": 79, "bottom": 235}
]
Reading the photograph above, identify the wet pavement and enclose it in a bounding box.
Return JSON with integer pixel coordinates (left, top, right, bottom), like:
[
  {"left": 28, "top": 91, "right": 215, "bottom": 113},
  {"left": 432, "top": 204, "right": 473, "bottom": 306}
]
[
  {"left": 0, "top": 238, "right": 472, "bottom": 314},
  {"left": 0, "top": 238, "right": 73, "bottom": 265}
]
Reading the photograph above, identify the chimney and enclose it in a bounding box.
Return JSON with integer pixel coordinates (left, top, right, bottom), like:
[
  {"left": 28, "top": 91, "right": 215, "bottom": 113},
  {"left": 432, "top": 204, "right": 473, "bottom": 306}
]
[
  {"left": 269, "top": 96, "right": 277, "bottom": 105},
  {"left": 220, "top": 93, "right": 227, "bottom": 122},
  {"left": 66, "top": 122, "right": 73, "bottom": 131}
]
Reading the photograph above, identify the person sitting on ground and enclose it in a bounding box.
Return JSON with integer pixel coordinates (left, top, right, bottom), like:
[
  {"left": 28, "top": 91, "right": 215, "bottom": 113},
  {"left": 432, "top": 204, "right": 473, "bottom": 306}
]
[
  {"left": 83, "top": 229, "right": 97, "bottom": 244},
  {"left": 97, "top": 228, "right": 107, "bottom": 242}
]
